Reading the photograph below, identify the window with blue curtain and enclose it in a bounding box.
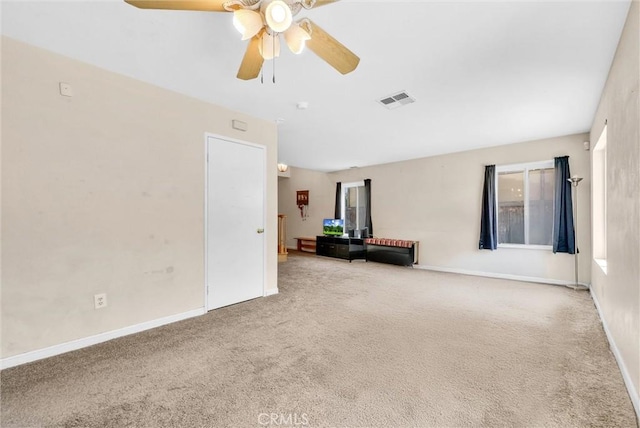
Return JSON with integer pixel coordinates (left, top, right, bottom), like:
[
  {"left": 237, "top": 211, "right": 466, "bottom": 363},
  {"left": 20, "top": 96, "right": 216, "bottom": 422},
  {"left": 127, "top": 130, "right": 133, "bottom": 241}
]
[{"left": 480, "top": 157, "right": 574, "bottom": 253}]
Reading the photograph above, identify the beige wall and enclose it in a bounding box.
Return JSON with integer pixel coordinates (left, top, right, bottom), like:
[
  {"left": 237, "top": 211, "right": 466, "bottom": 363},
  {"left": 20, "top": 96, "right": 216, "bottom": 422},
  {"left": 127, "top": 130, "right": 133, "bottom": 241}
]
[
  {"left": 589, "top": 0, "right": 640, "bottom": 407},
  {"left": 281, "top": 134, "right": 591, "bottom": 285},
  {"left": 278, "top": 168, "right": 334, "bottom": 247},
  {"left": 1, "top": 37, "right": 278, "bottom": 359}
]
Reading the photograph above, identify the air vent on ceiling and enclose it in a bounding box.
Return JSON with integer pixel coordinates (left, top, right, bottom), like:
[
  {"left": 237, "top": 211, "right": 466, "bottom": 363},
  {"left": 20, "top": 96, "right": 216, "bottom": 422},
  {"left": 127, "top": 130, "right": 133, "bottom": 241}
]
[{"left": 377, "top": 91, "right": 416, "bottom": 110}]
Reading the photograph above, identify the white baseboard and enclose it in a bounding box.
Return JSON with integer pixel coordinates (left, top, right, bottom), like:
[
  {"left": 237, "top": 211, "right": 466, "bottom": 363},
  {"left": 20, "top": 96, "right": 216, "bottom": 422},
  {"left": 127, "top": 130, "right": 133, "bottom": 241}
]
[
  {"left": 0, "top": 308, "right": 206, "bottom": 370},
  {"left": 264, "top": 288, "right": 279, "bottom": 297},
  {"left": 590, "top": 288, "right": 640, "bottom": 419},
  {"left": 414, "top": 264, "right": 590, "bottom": 288}
]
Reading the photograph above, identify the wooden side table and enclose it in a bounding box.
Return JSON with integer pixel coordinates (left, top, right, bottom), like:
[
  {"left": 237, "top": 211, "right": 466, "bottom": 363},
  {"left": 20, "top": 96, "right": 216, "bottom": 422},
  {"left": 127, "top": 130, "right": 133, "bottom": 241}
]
[{"left": 295, "top": 237, "right": 317, "bottom": 253}]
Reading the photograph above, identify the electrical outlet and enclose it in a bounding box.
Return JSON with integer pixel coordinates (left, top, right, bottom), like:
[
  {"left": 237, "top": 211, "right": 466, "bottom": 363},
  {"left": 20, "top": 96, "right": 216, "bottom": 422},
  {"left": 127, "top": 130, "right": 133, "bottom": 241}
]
[{"left": 94, "top": 293, "right": 107, "bottom": 309}]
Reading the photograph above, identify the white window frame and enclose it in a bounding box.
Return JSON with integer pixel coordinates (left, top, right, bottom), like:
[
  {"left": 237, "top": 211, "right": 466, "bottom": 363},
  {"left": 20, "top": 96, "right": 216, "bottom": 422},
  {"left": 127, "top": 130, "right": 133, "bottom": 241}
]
[
  {"left": 341, "top": 180, "right": 365, "bottom": 231},
  {"left": 496, "top": 160, "right": 554, "bottom": 250},
  {"left": 593, "top": 125, "right": 608, "bottom": 274}
]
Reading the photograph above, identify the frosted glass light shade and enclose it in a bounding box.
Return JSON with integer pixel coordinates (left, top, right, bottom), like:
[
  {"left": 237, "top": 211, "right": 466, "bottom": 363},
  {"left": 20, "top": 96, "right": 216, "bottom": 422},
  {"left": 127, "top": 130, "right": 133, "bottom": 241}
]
[
  {"left": 259, "top": 33, "right": 281, "bottom": 60},
  {"left": 233, "top": 10, "right": 263, "bottom": 40},
  {"left": 284, "top": 24, "right": 311, "bottom": 54},
  {"left": 264, "top": 0, "right": 292, "bottom": 33}
]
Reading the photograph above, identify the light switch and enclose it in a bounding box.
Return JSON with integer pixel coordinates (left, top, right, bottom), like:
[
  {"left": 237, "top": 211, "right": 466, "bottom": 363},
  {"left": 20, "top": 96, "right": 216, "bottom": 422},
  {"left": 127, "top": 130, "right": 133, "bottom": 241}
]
[{"left": 59, "top": 82, "right": 73, "bottom": 97}]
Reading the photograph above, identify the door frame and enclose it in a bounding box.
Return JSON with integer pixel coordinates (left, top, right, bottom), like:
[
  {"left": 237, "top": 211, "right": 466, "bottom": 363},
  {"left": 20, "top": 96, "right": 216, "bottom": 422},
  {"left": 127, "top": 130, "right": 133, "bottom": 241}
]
[{"left": 203, "top": 132, "right": 268, "bottom": 311}]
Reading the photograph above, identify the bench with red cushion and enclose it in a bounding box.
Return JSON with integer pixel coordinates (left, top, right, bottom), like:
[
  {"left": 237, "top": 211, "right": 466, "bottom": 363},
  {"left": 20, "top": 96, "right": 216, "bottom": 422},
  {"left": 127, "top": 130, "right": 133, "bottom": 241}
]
[{"left": 364, "top": 238, "right": 418, "bottom": 266}]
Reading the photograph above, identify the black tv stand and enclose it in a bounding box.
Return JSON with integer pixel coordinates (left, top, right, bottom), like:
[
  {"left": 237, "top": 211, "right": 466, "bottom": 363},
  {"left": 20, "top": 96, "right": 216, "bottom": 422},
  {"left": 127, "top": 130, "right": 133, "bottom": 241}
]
[{"left": 316, "top": 236, "right": 365, "bottom": 262}]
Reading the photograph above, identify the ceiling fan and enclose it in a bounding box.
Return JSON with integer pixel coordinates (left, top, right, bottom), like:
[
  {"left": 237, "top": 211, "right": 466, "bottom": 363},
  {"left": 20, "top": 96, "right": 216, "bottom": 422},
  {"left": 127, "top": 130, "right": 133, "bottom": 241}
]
[{"left": 124, "top": 0, "right": 360, "bottom": 80}]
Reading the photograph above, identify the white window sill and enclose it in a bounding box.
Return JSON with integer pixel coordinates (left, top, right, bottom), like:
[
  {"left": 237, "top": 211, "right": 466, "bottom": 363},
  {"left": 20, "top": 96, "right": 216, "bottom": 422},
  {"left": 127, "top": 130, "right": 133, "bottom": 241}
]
[
  {"left": 595, "top": 258, "right": 608, "bottom": 275},
  {"left": 498, "top": 244, "right": 553, "bottom": 251}
]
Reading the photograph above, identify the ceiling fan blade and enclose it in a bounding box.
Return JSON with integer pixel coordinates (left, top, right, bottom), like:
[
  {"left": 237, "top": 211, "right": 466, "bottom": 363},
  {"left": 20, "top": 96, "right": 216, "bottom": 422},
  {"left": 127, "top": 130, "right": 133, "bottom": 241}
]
[
  {"left": 310, "top": 0, "right": 339, "bottom": 8},
  {"left": 237, "top": 36, "right": 264, "bottom": 80},
  {"left": 304, "top": 20, "right": 359, "bottom": 75},
  {"left": 124, "top": 0, "right": 230, "bottom": 12}
]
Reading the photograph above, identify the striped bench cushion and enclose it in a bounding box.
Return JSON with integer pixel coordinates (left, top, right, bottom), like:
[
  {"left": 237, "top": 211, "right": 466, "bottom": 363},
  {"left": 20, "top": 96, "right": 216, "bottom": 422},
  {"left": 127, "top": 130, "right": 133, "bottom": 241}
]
[{"left": 365, "top": 238, "right": 414, "bottom": 248}]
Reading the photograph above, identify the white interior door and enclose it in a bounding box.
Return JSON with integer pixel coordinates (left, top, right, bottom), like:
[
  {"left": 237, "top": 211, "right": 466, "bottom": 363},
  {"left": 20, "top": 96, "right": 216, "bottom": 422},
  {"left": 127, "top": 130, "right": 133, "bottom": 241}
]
[{"left": 206, "top": 136, "right": 265, "bottom": 310}]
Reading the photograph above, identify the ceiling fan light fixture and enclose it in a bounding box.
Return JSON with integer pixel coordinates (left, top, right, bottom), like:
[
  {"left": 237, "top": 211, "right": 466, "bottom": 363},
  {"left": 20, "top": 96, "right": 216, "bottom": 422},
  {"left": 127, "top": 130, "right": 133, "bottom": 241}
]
[
  {"left": 259, "top": 33, "right": 281, "bottom": 60},
  {"left": 264, "top": 0, "right": 292, "bottom": 33},
  {"left": 124, "top": 0, "right": 359, "bottom": 81},
  {"left": 284, "top": 24, "right": 311, "bottom": 54},
  {"left": 233, "top": 9, "right": 263, "bottom": 40}
]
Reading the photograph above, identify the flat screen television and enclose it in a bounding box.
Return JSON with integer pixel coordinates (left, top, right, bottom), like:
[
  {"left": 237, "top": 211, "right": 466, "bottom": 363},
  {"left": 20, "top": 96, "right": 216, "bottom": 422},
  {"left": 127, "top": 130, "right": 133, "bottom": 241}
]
[{"left": 323, "top": 218, "right": 344, "bottom": 236}]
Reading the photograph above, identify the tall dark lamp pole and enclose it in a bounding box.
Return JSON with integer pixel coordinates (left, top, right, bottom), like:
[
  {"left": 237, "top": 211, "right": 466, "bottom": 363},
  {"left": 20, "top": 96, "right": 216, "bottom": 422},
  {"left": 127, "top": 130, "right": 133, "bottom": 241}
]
[{"left": 568, "top": 176, "right": 587, "bottom": 290}]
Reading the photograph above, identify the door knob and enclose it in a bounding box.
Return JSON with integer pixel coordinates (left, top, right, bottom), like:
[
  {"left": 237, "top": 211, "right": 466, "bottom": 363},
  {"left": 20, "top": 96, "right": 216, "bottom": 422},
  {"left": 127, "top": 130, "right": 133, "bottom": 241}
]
[{"left": 257, "top": 228, "right": 265, "bottom": 234}]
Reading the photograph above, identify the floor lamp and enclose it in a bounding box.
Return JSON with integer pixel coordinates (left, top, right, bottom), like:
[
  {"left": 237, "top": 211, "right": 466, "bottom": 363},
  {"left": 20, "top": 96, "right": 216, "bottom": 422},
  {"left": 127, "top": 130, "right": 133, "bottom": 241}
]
[{"left": 568, "top": 176, "right": 588, "bottom": 290}]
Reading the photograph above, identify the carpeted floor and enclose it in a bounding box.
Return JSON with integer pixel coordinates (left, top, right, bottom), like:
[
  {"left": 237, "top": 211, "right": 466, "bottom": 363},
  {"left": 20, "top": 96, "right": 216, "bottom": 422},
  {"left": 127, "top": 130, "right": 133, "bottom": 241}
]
[{"left": 1, "top": 253, "right": 637, "bottom": 427}]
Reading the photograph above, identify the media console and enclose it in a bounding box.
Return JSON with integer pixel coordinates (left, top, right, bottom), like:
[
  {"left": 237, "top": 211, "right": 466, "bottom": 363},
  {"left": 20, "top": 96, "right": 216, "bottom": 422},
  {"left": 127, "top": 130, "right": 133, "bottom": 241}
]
[{"left": 316, "top": 236, "right": 365, "bottom": 262}]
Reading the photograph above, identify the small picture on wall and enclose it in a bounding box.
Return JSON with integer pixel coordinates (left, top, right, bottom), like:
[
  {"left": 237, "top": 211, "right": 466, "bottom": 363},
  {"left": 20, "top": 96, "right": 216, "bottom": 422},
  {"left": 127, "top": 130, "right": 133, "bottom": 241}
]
[{"left": 297, "top": 190, "right": 309, "bottom": 206}]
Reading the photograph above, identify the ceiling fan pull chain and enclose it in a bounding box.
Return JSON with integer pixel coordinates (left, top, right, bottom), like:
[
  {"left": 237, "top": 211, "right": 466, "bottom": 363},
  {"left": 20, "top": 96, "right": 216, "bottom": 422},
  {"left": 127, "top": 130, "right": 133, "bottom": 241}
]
[
  {"left": 259, "top": 34, "right": 264, "bottom": 84},
  {"left": 272, "top": 33, "right": 276, "bottom": 84}
]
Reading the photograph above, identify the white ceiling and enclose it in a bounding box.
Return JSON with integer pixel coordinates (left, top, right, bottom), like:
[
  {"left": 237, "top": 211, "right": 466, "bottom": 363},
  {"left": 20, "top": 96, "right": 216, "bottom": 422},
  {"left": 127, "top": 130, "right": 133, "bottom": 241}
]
[{"left": 2, "top": 0, "right": 631, "bottom": 171}]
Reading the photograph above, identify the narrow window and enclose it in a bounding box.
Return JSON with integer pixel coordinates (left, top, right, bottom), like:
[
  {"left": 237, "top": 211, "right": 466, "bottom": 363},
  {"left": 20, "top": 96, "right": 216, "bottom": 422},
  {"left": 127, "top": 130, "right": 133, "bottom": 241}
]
[
  {"left": 593, "top": 126, "right": 607, "bottom": 273},
  {"left": 342, "top": 181, "right": 367, "bottom": 232}
]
